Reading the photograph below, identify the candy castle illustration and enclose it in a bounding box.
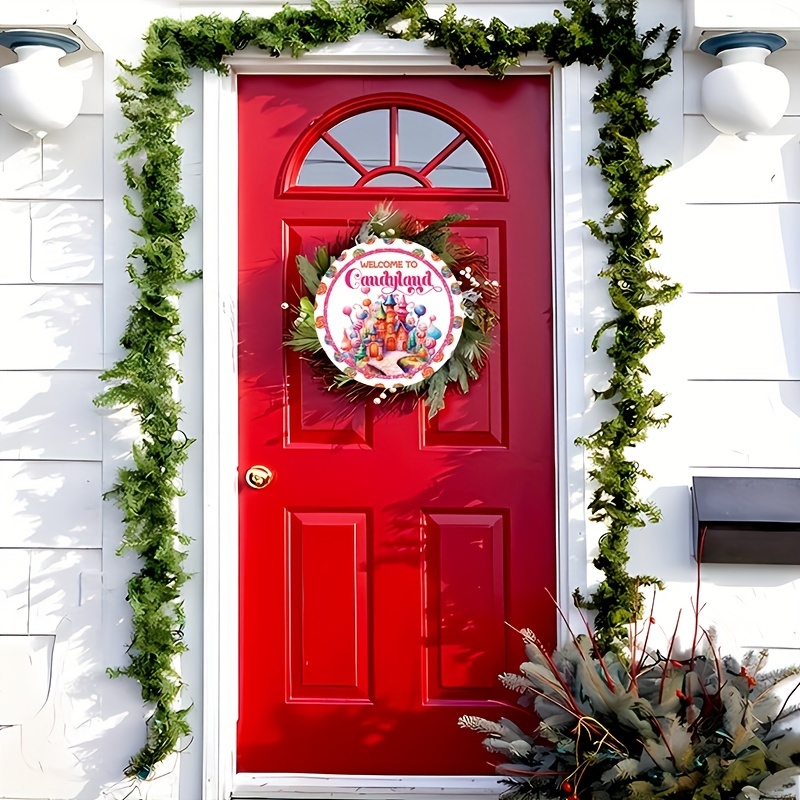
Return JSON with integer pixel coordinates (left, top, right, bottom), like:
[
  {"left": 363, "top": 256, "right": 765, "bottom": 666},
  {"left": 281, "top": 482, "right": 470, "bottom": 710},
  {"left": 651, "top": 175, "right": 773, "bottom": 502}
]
[{"left": 335, "top": 293, "right": 455, "bottom": 379}]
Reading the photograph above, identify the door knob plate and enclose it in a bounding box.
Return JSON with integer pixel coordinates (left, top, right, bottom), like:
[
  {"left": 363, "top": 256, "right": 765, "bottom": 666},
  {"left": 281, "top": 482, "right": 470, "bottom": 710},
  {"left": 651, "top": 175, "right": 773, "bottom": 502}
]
[{"left": 245, "top": 465, "right": 274, "bottom": 489}]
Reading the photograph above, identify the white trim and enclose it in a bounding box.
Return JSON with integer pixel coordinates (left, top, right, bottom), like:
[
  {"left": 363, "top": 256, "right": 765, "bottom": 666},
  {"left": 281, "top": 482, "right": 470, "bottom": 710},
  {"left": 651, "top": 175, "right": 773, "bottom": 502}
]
[
  {"left": 202, "top": 66, "right": 240, "bottom": 800},
  {"left": 233, "top": 774, "right": 505, "bottom": 799},
  {"left": 684, "top": 0, "right": 800, "bottom": 52},
  {"left": 551, "top": 63, "right": 588, "bottom": 636},
  {"left": 202, "top": 32, "right": 586, "bottom": 800}
]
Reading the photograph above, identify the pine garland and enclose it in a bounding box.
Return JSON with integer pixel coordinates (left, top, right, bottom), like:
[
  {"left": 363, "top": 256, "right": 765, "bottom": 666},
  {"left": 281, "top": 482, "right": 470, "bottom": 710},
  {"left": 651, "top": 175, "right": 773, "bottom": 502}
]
[
  {"left": 568, "top": 4, "right": 682, "bottom": 651},
  {"left": 95, "top": 22, "right": 197, "bottom": 776},
  {"left": 102, "top": 0, "right": 679, "bottom": 775}
]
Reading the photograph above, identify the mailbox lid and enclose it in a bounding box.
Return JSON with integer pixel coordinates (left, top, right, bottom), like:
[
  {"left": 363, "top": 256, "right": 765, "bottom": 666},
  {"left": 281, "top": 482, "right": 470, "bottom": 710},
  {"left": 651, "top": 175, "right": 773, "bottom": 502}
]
[{"left": 692, "top": 476, "right": 800, "bottom": 525}]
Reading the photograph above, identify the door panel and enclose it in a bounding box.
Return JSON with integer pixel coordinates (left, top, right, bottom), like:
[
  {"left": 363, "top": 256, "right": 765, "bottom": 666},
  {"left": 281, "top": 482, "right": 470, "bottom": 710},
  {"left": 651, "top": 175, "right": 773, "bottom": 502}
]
[
  {"left": 424, "top": 226, "right": 505, "bottom": 447},
  {"left": 238, "top": 75, "right": 554, "bottom": 776},
  {"left": 423, "top": 511, "right": 508, "bottom": 701},
  {"left": 287, "top": 511, "right": 370, "bottom": 701}
]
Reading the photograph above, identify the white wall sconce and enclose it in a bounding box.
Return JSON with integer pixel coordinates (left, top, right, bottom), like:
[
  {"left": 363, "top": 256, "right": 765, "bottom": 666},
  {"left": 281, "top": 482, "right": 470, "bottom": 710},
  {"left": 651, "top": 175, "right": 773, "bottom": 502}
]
[
  {"left": 700, "top": 32, "right": 790, "bottom": 140},
  {"left": 0, "top": 30, "right": 83, "bottom": 139}
]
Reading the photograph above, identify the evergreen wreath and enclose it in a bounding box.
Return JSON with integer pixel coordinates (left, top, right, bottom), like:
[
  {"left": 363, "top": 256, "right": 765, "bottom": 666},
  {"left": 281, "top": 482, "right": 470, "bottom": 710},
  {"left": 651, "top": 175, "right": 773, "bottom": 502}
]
[
  {"left": 286, "top": 206, "right": 498, "bottom": 417},
  {"left": 102, "top": 0, "right": 680, "bottom": 776}
]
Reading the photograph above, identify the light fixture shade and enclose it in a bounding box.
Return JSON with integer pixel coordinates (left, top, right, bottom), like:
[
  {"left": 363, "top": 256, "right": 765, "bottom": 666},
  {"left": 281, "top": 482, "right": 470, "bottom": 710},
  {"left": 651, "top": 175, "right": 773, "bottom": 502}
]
[
  {"left": 0, "top": 30, "right": 82, "bottom": 139},
  {"left": 700, "top": 32, "right": 790, "bottom": 140}
]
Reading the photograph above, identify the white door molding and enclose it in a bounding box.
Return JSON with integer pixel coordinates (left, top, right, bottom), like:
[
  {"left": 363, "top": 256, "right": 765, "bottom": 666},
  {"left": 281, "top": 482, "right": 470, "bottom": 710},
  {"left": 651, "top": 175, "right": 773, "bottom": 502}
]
[{"left": 201, "top": 31, "right": 586, "bottom": 800}]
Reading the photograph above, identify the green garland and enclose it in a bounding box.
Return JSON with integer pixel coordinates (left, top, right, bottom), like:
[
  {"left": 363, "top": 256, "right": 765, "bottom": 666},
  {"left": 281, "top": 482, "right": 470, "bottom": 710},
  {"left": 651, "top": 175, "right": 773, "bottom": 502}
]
[
  {"left": 101, "top": 0, "right": 679, "bottom": 776},
  {"left": 568, "top": 7, "right": 682, "bottom": 650},
  {"left": 286, "top": 206, "right": 498, "bottom": 417}
]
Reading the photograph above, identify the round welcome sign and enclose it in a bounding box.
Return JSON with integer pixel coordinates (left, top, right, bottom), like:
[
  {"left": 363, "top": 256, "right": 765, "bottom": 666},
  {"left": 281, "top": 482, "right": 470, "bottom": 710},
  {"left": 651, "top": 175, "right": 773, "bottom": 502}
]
[{"left": 313, "top": 238, "right": 465, "bottom": 387}]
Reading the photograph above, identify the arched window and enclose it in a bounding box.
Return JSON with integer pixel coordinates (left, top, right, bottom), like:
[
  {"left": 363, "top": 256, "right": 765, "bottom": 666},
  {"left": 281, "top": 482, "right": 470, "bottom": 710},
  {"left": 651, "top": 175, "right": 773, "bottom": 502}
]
[{"left": 280, "top": 94, "right": 506, "bottom": 197}]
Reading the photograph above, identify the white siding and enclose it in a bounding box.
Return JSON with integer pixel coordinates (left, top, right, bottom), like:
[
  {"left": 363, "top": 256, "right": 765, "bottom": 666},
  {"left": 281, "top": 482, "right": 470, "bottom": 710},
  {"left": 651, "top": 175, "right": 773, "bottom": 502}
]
[
  {"left": 0, "top": 461, "right": 103, "bottom": 549},
  {"left": 0, "top": 285, "right": 103, "bottom": 369},
  {"left": 0, "top": 5, "right": 110, "bottom": 797},
  {"left": 631, "top": 34, "right": 800, "bottom": 659},
  {"left": 0, "top": 201, "right": 31, "bottom": 281},
  {"left": 0, "top": 200, "right": 104, "bottom": 285},
  {"left": 31, "top": 200, "right": 105, "bottom": 283},
  {"left": 0, "top": 371, "right": 102, "bottom": 460},
  {"left": 0, "top": 116, "right": 103, "bottom": 199},
  {"left": 0, "top": 549, "right": 104, "bottom": 799},
  {"left": 661, "top": 203, "right": 800, "bottom": 292}
]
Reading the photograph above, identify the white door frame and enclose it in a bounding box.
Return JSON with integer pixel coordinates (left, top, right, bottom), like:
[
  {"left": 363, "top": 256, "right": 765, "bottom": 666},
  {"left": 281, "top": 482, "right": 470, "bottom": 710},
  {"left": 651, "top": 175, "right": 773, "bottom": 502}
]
[{"left": 200, "top": 31, "right": 587, "bottom": 800}]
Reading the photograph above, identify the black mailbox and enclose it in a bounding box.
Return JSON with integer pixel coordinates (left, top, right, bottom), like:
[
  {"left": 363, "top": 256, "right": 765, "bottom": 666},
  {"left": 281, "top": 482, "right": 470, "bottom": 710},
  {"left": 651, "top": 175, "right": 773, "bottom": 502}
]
[{"left": 691, "top": 477, "right": 800, "bottom": 564}]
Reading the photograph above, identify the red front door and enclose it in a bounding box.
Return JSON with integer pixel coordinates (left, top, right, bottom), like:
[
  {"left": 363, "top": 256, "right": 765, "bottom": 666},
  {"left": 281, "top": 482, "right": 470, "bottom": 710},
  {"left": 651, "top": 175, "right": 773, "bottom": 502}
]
[{"left": 238, "top": 75, "right": 554, "bottom": 776}]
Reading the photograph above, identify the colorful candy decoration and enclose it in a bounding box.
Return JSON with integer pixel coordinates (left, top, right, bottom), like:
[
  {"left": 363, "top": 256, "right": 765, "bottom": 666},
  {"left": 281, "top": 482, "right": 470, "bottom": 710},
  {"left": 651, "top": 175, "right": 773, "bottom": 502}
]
[
  {"left": 286, "top": 206, "right": 498, "bottom": 417},
  {"left": 313, "top": 238, "right": 466, "bottom": 388}
]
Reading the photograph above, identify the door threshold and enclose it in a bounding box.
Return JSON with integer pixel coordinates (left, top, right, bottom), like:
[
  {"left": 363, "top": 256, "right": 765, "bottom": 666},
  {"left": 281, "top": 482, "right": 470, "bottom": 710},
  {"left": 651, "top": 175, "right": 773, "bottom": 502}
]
[{"left": 232, "top": 773, "right": 505, "bottom": 799}]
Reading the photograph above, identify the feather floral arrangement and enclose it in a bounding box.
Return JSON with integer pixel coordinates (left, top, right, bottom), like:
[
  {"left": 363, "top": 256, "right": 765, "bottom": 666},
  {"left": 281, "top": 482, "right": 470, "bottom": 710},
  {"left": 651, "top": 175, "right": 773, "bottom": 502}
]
[{"left": 461, "top": 613, "right": 800, "bottom": 800}]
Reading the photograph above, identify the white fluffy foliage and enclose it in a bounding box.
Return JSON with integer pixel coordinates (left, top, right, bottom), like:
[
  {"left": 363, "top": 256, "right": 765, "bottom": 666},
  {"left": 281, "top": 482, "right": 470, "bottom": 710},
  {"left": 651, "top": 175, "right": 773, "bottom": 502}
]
[
  {"left": 601, "top": 758, "right": 640, "bottom": 783},
  {"left": 458, "top": 715, "right": 505, "bottom": 734},
  {"left": 458, "top": 715, "right": 534, "bottom": 748},
  {"left": 500, "top": 672, "right": 534, "bottom": 694},
  {"left": 755, "top": 766, "right": 800, "bottom": 798}
]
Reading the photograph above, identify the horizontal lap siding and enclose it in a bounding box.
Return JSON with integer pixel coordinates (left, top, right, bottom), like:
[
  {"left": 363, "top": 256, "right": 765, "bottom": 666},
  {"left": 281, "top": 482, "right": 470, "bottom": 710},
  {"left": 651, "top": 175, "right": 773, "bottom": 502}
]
[
  {"left": 662, "top": 104, "right": 800, "bottom": 463},
  {"left": 0, "top": 200, "right": 104, "bottom": 284},
  {"left": 628, "top": 47, "right": 800, "bottom": 665},
  {"left": 0, "top": 44, "right": 108, "bottom": 799},
  {"left": 0, "top": 461, "right": 103, "bottom": 548}
]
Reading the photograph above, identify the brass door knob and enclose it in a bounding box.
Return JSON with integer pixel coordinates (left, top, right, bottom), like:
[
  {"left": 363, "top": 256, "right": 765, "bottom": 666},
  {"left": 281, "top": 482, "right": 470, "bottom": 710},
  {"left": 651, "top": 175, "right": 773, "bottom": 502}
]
[{"left": 245, "top": 465, "right": 274, "bottom": 489}]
